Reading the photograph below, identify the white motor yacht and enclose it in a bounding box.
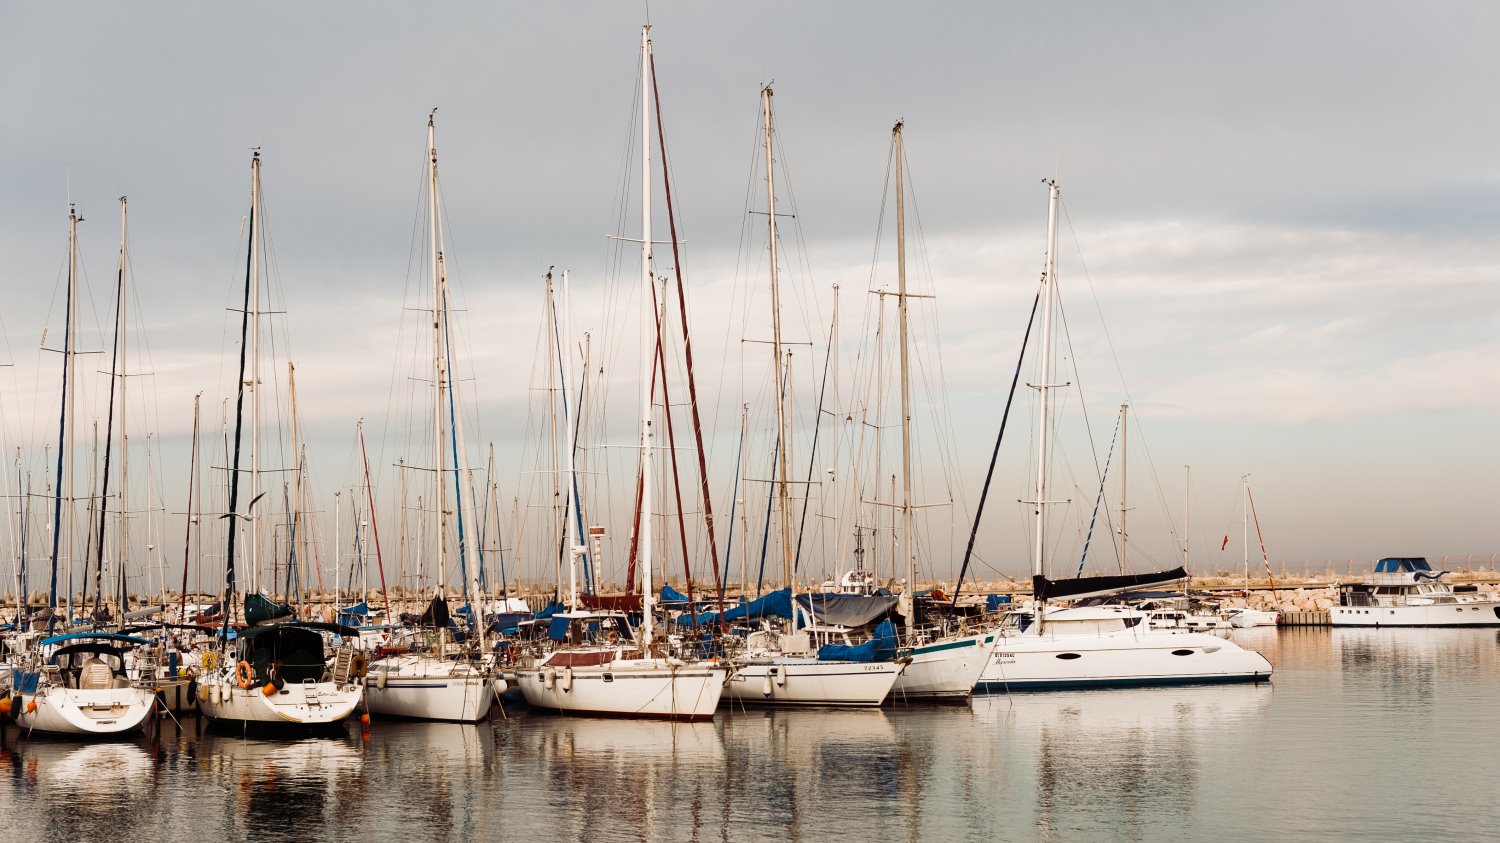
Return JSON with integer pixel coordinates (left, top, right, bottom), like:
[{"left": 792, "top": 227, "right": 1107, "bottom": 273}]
[{"left": 1331, "top": 557, "right": 1500, "bottom": 627}]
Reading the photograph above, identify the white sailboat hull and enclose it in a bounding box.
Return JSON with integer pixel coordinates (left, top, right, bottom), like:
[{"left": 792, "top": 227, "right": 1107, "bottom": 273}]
[
  {"left": 1329, "top": 601, "right": 1500, "bottom": 627},
  {"left": 363, "top": 655, "right": 494, "bottom": 722},
  {"left": 517, "top": 658, "right": 726, "bottom": 720},
  {"left": 977, "top": 629, "right": 1271, "bottom": 692},
  {"left": 12, "top": 685, "right": 156, "bottom": 736},
  {"left": 891, "top": 631, "right": 995, "bottom": 702},
  {"left": 198, "top": 673, "right": 362, "bottom": 726},
  {"left": 724, "top": 659, "right": 902, "bottom": 707}
]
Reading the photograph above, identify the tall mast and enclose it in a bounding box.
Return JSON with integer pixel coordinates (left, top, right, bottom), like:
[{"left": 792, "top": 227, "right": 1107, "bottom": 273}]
[
  {"left": 221, "top": 153, "right": 259, "bottom": 643},
  {"left": 562, "top": 269, "right": 582, "bottom": 612},
  {"left": 1242, "top": 473, "right": 1250, "bottom": 589},
  {"left": 428, "top": 111, "right": 448, "bottom": 595},
  {"left": 637, "top": 24, "right": 657, "bottom": 648},
  {"left": 762, "top": 84, "right": 796, "bottom": 618},
  {"left": 1182, "top": 465, "right": 1191, "bottom": 569},
  {"left": 48, "top": 205, "right": 83, "bottom": 620},
  {"left": 117, "top": 199, "right": 131, "bottom": 622},
  {"left": 288, "top": 362, "right": 301, "bottom": 609},
  {"left": 1031, "top": 181, "right": 1061, "bottom": 593},
  {"left": 893, "top": 122, "right": 917, "bottom": 639},
  {"left": 1118, "top": 403, "right": 1128, "bottom": 575},
  {"left": 249, "top": 153, "right": 262, "bottom": 595}
]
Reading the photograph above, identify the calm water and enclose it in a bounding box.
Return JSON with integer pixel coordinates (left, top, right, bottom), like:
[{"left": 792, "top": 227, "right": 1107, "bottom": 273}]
[{"left": 4, "top": 628, "right": 1499, "bottom": 842}]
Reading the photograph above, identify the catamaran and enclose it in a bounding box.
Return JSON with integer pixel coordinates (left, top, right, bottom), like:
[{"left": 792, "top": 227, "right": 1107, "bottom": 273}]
[{"left": 974, "top": 181, "right": 1272, "bottom": 692}]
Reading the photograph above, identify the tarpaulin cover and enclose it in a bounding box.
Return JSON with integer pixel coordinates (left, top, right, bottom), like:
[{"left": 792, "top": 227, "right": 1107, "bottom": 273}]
[
  {"left": 488, "top": 613, "right": 531, "bottom": 635},
  {"left": 795, "top": 593, "right": 898, "bottom": 627},
  {"left": 532, "top": 600, "right": 567, "bottom": 619},
  {"left": 817, "top": 619, "right": 898, "bottom": 663},
  {"left": 690, "top": 588, "right": 794, "bottom": 626},
  {"left": 985, "top": 594, "right": 1012, "bottom": 612},
  {"left": 548, "top": 616, "right": 571, "bottom": 641},
  {"left": 659, "top": 584, "right": 691, "bottom": 604},
  {"left": 336, "top": 601, "right": 369, "bottom": 627}
]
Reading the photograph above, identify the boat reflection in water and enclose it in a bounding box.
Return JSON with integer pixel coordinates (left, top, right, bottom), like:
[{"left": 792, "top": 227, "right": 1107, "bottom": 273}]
[
  {"left": 977, "top": 683, "right": 1273, "bottom": 841},
  {"left": 0, "top": 740, "right": 155, "bottom": 840}
]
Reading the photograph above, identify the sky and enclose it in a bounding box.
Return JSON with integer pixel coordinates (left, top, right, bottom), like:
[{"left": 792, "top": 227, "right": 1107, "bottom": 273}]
[{"left": 2, "top": 2, "right": 1499, "bottom": 597}]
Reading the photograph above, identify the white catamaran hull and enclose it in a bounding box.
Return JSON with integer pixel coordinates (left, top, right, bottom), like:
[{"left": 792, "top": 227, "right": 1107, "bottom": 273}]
[
  {"left": 198, "top": 674, "right": 362, "bottom": 726},
  {"left": 364, "top": 655, "right": 494, "bottom": 722},
  {"left": 724, "top": 659, "right": 902, "bottom": 707},
  {"left": 891, "top": 631, "right": 996, "bottom": 702},
  {"left": 517, "top": 659, "right": 726, "bottom": 720},
  {"left": 12, "top": 685, "right": 156, "bottom": 736},
  {"left": 1329, "top": 602, "right": 1500, "bottom": 627},
  {"left": 977, "top": 630, "right": 1271, "bottom": 692}
]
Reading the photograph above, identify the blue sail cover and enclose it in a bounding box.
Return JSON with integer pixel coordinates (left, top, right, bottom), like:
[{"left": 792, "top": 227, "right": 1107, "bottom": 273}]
[
  {"left": 532, "top": 600, "right": 567, "bottom": 620},
  {"left": 985, "top": 594, "right": 1013, "bottom": 612},
  {"left": 817, "top": 619, "right": 898, "bottom": 663},
  {"left": 684, "top": 588, "right": 794, "bottom": 626},
  {"left": 660, "top": 584, "right": 691, "bottom": 604}
]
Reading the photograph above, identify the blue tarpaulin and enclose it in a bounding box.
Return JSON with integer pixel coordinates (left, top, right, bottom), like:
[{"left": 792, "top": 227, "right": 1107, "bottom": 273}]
[
  {"left": 687, "top": 588, "right": 794, "bottom": 626},
  {"left": 985, "top": 594, "right": 1013, "bottom": 612},
  {"left": 533, "top": 600, "right": 567, "bottom": 620},
  {"left": 817, "top": 619, "right": 898, "bottom": 663},
  {"left": 660, "top": 584, "right": 691, "bottom": 604},
  {"left": 336, "top": 601, "right": 369, "bottom": 627}
]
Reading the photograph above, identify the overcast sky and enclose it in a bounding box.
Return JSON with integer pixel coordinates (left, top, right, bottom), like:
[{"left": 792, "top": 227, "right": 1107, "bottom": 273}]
[{"left": 2, "top": 2, "right": 1498, "bottom": 595}]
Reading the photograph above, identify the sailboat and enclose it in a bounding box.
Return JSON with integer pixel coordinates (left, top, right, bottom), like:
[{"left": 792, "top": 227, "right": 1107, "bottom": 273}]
[
  {"left": 7, "top": 201, "right": 158, "bottom": 737},
  {"left": 876, "top": 121, "right": 996, "bottom": 703},
  {"left": 975, "top": 181, "right": 1272, "bottom": 692},
  {"left": 515, "top": 26, "right": 726, "bottom": 720},
  {"left": 1222, "top": 475, "right": 1280, "bottom": 628},
  {"left": 363, "top": 113, "right": 497, "bottom": 723},
  {"left": 720, "top": 85, "right": 904, "bottom": 708},
  {"left": 196, "top": 151, "right": 364, "bottom": 728}
]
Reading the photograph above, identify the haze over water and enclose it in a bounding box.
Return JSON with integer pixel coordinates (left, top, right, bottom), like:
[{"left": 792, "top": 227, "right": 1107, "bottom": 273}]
[{"left": 3, "top": 628, "right": 1497, "bottom": 841}]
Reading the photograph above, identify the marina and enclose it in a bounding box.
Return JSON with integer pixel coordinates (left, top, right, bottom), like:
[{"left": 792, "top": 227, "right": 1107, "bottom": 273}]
[
  {"left": 4, "top": 627, "right": 1499, "bottom": 841},
  {"left": 2, "top": 4, "right": 1498, "bottom": 841}
]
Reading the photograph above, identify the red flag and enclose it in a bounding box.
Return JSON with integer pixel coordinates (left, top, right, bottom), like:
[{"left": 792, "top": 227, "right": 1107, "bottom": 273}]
[{"left": 1221, "top": 535, "right": 1230, "bottom": 551}]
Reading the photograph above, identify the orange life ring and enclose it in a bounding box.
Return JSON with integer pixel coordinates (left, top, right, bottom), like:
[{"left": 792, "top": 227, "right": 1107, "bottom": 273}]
[{"left": 235, "top": 660, "right": 255, "bottom": 690}]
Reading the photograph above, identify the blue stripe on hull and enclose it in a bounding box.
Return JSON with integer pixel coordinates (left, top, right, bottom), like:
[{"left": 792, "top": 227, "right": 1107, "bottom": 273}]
[{"left": 975, "top": 673, "right": 1270, "bottom": 693}]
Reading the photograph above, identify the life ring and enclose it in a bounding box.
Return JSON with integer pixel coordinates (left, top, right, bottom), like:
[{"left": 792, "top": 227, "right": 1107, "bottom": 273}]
[
  {"left": 235, "top": 660, "right": 255, "bottom": 690},
  {"left": 350, "top": 652, "right": 369, "bottom": 678}
]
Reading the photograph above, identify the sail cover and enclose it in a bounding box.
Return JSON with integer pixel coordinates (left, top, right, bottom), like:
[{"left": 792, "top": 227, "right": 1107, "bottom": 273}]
[
  {"left": 816, "top": 619, "right": 898, "bottom": 663},
  {"left": 795, "top": 593, "right": 898, "bottom": 628},
  {"left": 1033, "top": 567, "right": 1189, "bottom": 602}
]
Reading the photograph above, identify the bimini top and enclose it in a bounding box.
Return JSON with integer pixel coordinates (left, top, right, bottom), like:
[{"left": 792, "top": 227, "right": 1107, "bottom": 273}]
[
  {"left": 1375, "top": 558, "right": 1431, "bottom": 573},
  {"left": 39, "top": 632, "right": 151, "bottom": 647}
]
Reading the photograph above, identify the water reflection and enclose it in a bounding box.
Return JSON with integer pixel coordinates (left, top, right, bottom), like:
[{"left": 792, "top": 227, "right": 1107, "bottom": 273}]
[
  {"left": 3, "top": 631, "right": 1500, "bottom": 843},
  {"left": 977, "top": 685, "right": 1272, "bottom": 842}
]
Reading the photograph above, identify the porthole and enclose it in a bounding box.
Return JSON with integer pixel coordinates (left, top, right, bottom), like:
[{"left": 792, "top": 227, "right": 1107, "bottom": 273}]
[
  {"left": 1055, "top": 653, "right": 1082, "bottom": 660},
  {"left": 1171, "top": 649, "right": 1195, "bottom": 656}
]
